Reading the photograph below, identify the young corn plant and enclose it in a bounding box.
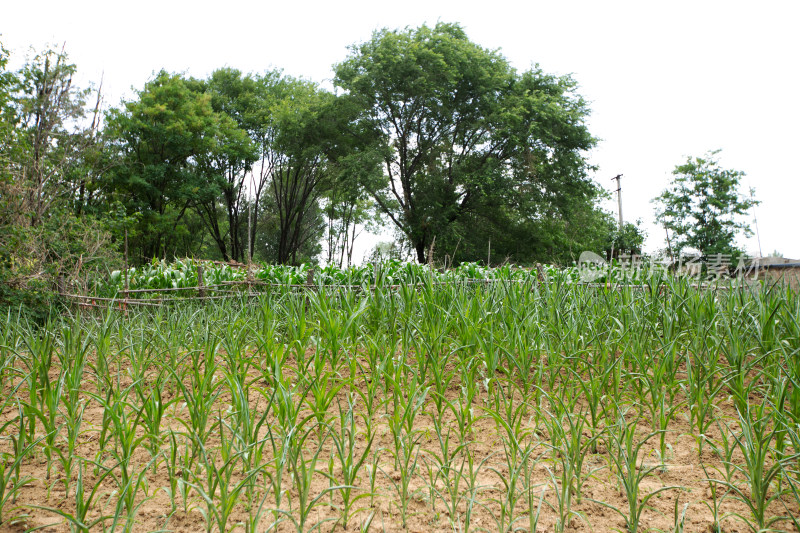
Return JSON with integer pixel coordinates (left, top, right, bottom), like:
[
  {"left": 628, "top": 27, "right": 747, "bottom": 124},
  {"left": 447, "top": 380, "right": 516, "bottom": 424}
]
[
  {"left": 221, "top": 317, "right": 256, "bottom": 384},
  {"left": 635, "top": 333, "right": 683, "bottom": 464},
  {"left": 0, "top": 436, "right": 41, "bottom": 527},
  {"left": 684, "top": 357, "right": 725, "bottom": 457},
  {"left": 29, "top": 459, "right": 114, "bottom": 533},
  {"left": 667, "top": 496, "right": 690, "bottom": 533},
  {"left": 699, "top": 461, "right": 729, "bottom": 533},
  {"left": 481, "top": 383, "right": 540, "bottom": 533},
  {"left": 426, "top": 345, "right": 459, "bottom": 421},
  {"left": 5, "top": 400, "right": 28, "bottom": 505},
  {"left": 223, "top": 370, "right": 273, "bottom": 508},
  {"left": 171, "top": 349, "right": 222, "bottom": 463},
  {"left": 365, "top": 448, "right": 382, "bottom": 510},
  {"left": 719, "top": 321, "right": 763, "bottom": 418},
  {"left": 539, "top": 391, "right": 604, "bottom": 506},
  {"left": 0, "top": 314, "right": 22, "bottom": 392},
  {"left": 384, "top": 372, "right": 428, "bottom": 529},
  {"left": 309, "top": 289, "right": 367, "bottom": 372},
  {"left": 503, "top": 314, "right": 542, "bottom": 401},
  {"left": 281, "top": 423, "right": 344, "bottom": 533},
  {"left": 483, "top": 431, "right": 540, "bottom": 533},
  {"left": 711, "top": 404, "right": 800, "bottom": 531},
  {"left": 567, "top": 353, "right": 619, "bottom": 452},
  {"left": 264, "top": 380, "right": 308, "bottom": 524},
  {"left": 134, "top": 372, "right": 174, "bottom": 467},
  {"left": 423, "top": 407, "right": 471, "bottom": 526},
  {"left": 301, "top": 348, "right": 346, "bottom": 440},
  {"left": 353, "top": 357, "right": 383, "bottom": 424},
  {"left": 96, "top": 389, "right": 152, "bottom": 528},
  {"left": 54, "top": 322, "right": 93, "bottom": 492},
  {"left": 20, "top": 328, "right": 57, "bottom": 460},
  {"left": 329, "top": 396, "right": 374, "bottom": 530},
  {"left": 107, "top": 454, "right": 160, "bottom": 533},
  {"left": 485, "top": 383, "right": 531, "bottom": 469},
  {"left": 162, "top": 430, "right": 184, "bottom": 515},
  {"left": 450, "top": 360, "right": 481, "bottom": 446},
  {"left": 589, "top": 409, "right": 681, "bottom": 533},
  {"left": 190, "top": 430, "right": 264, "bottom": 533},
  {"left": 24, "top": 363, "right": 64, "bottom": 483}
]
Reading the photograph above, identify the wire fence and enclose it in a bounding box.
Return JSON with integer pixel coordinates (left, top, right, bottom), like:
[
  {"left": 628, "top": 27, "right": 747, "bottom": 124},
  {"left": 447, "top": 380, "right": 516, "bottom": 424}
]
[
  {"left": 62, "top": 276, "right": 519, "bottom": 310},
  {"left": 62, "top": 270, "right": 761, "bottom": 312}
]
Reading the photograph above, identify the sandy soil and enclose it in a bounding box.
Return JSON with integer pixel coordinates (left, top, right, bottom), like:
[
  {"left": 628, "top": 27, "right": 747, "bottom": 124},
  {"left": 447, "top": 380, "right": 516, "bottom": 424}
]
[{"left": 1, "top": 349, "right": 798, "bottom": 533}]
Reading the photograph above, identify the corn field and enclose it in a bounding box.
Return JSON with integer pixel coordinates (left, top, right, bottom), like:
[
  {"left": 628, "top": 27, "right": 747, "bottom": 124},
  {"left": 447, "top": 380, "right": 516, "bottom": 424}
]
[
  {"left": 2, "top": 269, "right": 799, "bottom": 532},
  {"left": 100, "top": 260, "right": 524, "bottom": 296}
]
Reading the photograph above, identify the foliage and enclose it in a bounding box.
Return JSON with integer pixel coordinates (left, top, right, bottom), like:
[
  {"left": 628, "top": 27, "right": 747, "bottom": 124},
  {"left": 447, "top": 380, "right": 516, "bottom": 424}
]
[
  {"left": 98, "top": 259, "right": 543, "bottom": 296},
  {"left": 335, "top": 22, "right": 598, "bottom": 263},
  {"left": 0, "top": 43, "right": 117, "bottom": 319},
  {"left": 606, "top": 220, "right": 646, "bottom": 259},
  {"left": 106, "top": 70, "right": 252, "bottom": 261},
  {"left": 186, "top": 68, "right": 260, "bottom": 263},
  {"left": 653, "top": 150, "right": 758, "bottom": 258}
]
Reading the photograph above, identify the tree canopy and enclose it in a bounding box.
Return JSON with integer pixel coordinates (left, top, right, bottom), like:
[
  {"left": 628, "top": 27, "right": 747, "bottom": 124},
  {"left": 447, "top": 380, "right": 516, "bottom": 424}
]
[
  {"left": 1, "top": 25, "right": 643, "bottom": 316},
  {"left": 0, "top": 43, "right": 116, "bottom": 317},
  {"left": 653, "top": 150, "right": 758, "bottom": 258},
  {"left": 334, "top": 22, "right": 599, "bottom": 263}
]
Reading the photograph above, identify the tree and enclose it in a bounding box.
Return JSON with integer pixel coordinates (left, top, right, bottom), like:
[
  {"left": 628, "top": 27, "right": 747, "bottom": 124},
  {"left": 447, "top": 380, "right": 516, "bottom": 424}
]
[
  {"left": 256, "top": 190, "right": 324, "bottom": 264},
  {"left": 259, "top": 77, "right": 379, "bottom": 265},
  {"left": 334, "top": 22, "right": 596, "bottom": 263},
  {"left": 320, "top": 110, "right": 383, "bottom": 268},
  {"left": 187, "top": 68, "right": 259, "bottom": 262},
  {"left": 106, "top": 71, "right": 251, "bottom": 261},
  {"left": 267, "top": 81, "right": 335, "bottom": 264},
  {"left": 653, "top": 150, "right": 758, "bottom": 258},
  {"left": 4, "top": 44, "right": 100, "bottom": 226},
  {"left": 606, "top": 219, "right": 646, "bottom": 259},
  {"left": 606, "top": 220, "right": 646, "bottom": 259},
  {"left": 0, "top": 43, "right": 117, "bottom": 316}
]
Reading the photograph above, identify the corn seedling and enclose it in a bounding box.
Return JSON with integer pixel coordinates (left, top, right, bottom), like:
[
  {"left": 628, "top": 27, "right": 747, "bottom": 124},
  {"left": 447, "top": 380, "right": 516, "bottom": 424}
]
[
  {"left": 29, "top": 459, "right": 115, "bottom": 533},
  {"left": 0, "top": 436, "right": 41, "bottom": 527},
  {"left": 589, "top": 410, "right": 681, "bottom": 532},
  {"left": 712, "top": 404, "right": 800, "bottom": 531},
  {"left": 281, "top": 423, "right": 344, "bottom": 533},
  {"left": 190, "top": 436, "right": 264, "bottom": 533},
  {"left": 330, "top": 396, "right": 374, "bottom": 530}
]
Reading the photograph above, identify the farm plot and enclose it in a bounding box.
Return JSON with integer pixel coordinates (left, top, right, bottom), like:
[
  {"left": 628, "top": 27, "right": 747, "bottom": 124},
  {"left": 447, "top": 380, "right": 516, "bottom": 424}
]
[{"left": 1, "top": 274, "right": 799, "bottom": 532}]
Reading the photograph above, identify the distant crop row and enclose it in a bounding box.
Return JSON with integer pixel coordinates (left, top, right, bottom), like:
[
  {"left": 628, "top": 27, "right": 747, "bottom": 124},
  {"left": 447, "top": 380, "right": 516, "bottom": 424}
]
[
  {"left": 100, "top": 257, "right": 725, "bottom": 298},
  {"left": 101, "top": 259, "right": 537, "bottom": 296}
]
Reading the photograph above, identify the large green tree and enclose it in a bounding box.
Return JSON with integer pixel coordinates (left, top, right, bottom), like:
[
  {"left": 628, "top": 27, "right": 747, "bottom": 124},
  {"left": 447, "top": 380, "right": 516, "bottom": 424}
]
[
  {"left": 266, "top": 80, "right": 337, "bottom": 264},
  {"left": 187, "top": 68, "right": 259, "bottom": 262},
  {"left": 253, "top": 76, "right": 380, "bottom": 265},
  {"left": 106, "top": 71, "right": 252, "bottom": 261},
  {"left": 654, "top": 150, "right": 758, "bottom": 258},
  {"left": 334, "top": 22, "right": 597, "bottom": 263}
]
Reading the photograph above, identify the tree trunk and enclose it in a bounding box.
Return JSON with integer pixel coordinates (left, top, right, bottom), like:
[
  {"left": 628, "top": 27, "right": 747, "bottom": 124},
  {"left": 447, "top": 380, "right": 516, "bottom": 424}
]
[{"left": 415, "top": 241, "right": 426, "bottom": 264}]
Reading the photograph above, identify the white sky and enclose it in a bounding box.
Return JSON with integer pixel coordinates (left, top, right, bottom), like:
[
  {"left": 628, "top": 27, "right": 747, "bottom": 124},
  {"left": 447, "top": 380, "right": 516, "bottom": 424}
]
[{"left": 4, "top": 0, "right": 798, "bottom": 261}]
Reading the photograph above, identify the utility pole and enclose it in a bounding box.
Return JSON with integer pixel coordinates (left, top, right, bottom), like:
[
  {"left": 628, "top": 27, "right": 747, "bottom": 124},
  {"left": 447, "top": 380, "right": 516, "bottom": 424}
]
[
  {"left": 248, "top": 202, "right": 252, "bottom": 264},
  {"left": 611, "top": 174, "right": 623, "bottom": 231},
  {"left": 750, "top": 189, "right": 763, "bottom": 258}
]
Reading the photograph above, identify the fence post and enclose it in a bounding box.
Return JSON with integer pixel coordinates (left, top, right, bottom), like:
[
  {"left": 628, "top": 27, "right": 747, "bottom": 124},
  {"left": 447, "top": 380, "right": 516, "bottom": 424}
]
[
  {"left": 123, "top": 228, "right": 129, "bottom": 309},
  {"left": 535, "top": 263, "right": 545, "bottom": 284},
  {"left": 198, "top": 265, "right": 206, "bottom": 298}
]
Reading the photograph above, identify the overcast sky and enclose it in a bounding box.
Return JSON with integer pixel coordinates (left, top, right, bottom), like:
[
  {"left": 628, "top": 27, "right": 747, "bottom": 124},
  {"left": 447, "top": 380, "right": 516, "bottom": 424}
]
[{"left": 4, "top": 0, "right": 798, "bottom": 261}]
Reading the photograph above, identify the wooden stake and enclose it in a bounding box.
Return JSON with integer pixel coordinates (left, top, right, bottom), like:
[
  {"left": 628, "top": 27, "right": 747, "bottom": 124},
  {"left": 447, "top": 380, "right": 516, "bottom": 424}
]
[{"left": 198, "top": 265, "right": 206, "bottom": 298}]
